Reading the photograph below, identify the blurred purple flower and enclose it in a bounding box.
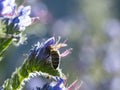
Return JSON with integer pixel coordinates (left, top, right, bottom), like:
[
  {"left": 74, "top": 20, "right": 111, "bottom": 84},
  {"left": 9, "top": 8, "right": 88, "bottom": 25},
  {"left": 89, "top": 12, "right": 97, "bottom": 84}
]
[
  {"left": 105, "top": 19, "right": 120, "bottom": 39},
  {"left": 0, "top": 0, "right": 16, "bottom": 17},
  {"left": 111, "top": 77, "right": 120, "bottom": 90}
]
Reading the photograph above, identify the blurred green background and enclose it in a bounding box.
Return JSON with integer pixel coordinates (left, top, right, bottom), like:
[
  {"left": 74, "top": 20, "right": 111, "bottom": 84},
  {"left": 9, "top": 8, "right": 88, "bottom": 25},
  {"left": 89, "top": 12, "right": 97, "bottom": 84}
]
[{"left": 1, "top": 0, "right": 120, "bottom": 90}]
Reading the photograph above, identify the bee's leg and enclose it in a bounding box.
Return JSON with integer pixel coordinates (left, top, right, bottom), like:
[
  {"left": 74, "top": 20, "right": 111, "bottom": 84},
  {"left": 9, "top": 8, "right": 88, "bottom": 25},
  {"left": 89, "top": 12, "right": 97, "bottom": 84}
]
[
  {"left": 57, "top": 39, "right": 68, "bottom": 49},
  {"left": 58, "top": 38, "right": 68, "bottom": 49},
  {"left": 60, "top": 48, "right": 72, "bottom": 57}
]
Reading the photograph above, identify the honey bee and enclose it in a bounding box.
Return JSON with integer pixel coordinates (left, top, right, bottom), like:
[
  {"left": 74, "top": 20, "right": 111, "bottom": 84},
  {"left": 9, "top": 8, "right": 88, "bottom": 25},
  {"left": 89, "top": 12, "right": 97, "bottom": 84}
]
[{"left": 47, "top": 37, "right": 72, "bottom": 69}]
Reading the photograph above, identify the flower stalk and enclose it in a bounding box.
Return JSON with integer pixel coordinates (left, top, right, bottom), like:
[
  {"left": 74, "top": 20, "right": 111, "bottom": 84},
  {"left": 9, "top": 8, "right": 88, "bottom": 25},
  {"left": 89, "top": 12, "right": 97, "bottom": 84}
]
[
  {"left": 0, "top": 0, "right": 39, "bottom": 60},
  {"left": 2, "top": 37, "right": 68, "bottom": 90},
  {"left": 2, "top": 59, "right": 64, "bottom": 90}
]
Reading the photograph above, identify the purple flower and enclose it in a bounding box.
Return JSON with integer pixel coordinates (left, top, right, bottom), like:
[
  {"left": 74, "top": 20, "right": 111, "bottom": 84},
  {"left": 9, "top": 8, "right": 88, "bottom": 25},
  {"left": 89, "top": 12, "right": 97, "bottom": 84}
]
[
  {"left": 0, "top": 0, "right": 16, "bottom": 17},
  {"left": 30, "top": 37, "right": 55, "bottom": 60},
  {"left": 30, "top": 37, "right": 72, "bottom": 61},
  {"left": 43, "top": 37, "right": 55, "bottom": 48}
]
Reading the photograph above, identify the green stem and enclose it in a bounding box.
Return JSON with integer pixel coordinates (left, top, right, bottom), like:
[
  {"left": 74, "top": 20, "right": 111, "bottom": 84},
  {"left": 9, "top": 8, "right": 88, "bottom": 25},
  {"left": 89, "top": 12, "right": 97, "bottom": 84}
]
[
  {"left": 0, "top": 38, "right": 12, "bottom": 58},
  {"left": 0, "top": 38, "right": 12, "bottom": 61},
  {"left": 2, "top": 57, "right": 64, "bottom": 90}
]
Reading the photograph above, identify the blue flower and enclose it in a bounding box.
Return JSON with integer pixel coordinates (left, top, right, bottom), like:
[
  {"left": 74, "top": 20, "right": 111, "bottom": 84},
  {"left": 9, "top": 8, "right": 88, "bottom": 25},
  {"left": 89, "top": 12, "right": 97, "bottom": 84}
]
[
  {"left": 41, "top": 77, "right": 66, "bottom": 90},
  {"left": 18, "top": 5, "right": 31, "bottom": 16},
  {"left": 12, "top": 5, "right": 32, "bottom": 30},
  {"left": 49, "top": 77, "right": 65, "bottom": 90},
  {"left": 30, "top": 37, "right": 55, "bottom": 60},
  {"left": 0, "top": 0, "right": 39, "bottom": 31},
  {"left": 0, "top": 0, "right": 16, "bottom": 17}
]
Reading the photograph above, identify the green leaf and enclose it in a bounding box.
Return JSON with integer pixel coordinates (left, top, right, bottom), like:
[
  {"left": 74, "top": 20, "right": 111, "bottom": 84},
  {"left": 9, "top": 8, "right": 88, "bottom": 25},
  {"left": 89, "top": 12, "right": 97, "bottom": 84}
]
[
  {"left": 2, "top": 56, "right": 65, "bottom": 90},
  {"left": 0, "top": 56, "right": 3, "bottom": 61},
  {"left": 0, "top": 38, "right": 12, "bottom": 58}
]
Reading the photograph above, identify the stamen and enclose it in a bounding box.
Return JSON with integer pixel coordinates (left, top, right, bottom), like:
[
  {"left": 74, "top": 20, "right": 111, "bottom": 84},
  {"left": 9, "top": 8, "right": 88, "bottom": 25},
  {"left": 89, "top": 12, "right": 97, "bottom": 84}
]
[
  {"left": 55, "top": 36, "right": 61, "bottom": 45},
  {"left": 76, "top": 81, "right": 83, "bottom": 90},
  {"left": 31, "top": 17, "right": 40, "bottom": 25},
  {"left": 67, "top": 80, "right": 83, "bottom": 90},
  {"left": 67, "top": 80, "right": 78, "bottom": 90},
  {"left": 60, "top": 48, "right": 72, "bottom": 57},
  {"left": 63, "top": 38, "right": 68, "bottom": 44}
]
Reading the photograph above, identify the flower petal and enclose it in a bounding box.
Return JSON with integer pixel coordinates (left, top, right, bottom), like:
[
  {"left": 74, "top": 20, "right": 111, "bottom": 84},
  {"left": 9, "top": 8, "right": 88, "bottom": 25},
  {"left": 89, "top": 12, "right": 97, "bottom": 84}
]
[
  {"left": 19, "top": 6, "right": 31, "bottom": 16},
  {"left": 44, "top": 37, "right": 55, "bottom": 48}
]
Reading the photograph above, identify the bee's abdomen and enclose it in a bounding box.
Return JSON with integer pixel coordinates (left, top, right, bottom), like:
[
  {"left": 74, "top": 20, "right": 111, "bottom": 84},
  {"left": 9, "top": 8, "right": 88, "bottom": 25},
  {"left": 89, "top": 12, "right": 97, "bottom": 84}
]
[{"left": 51, "top": 51, "right": 60, "bottom": 69}]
